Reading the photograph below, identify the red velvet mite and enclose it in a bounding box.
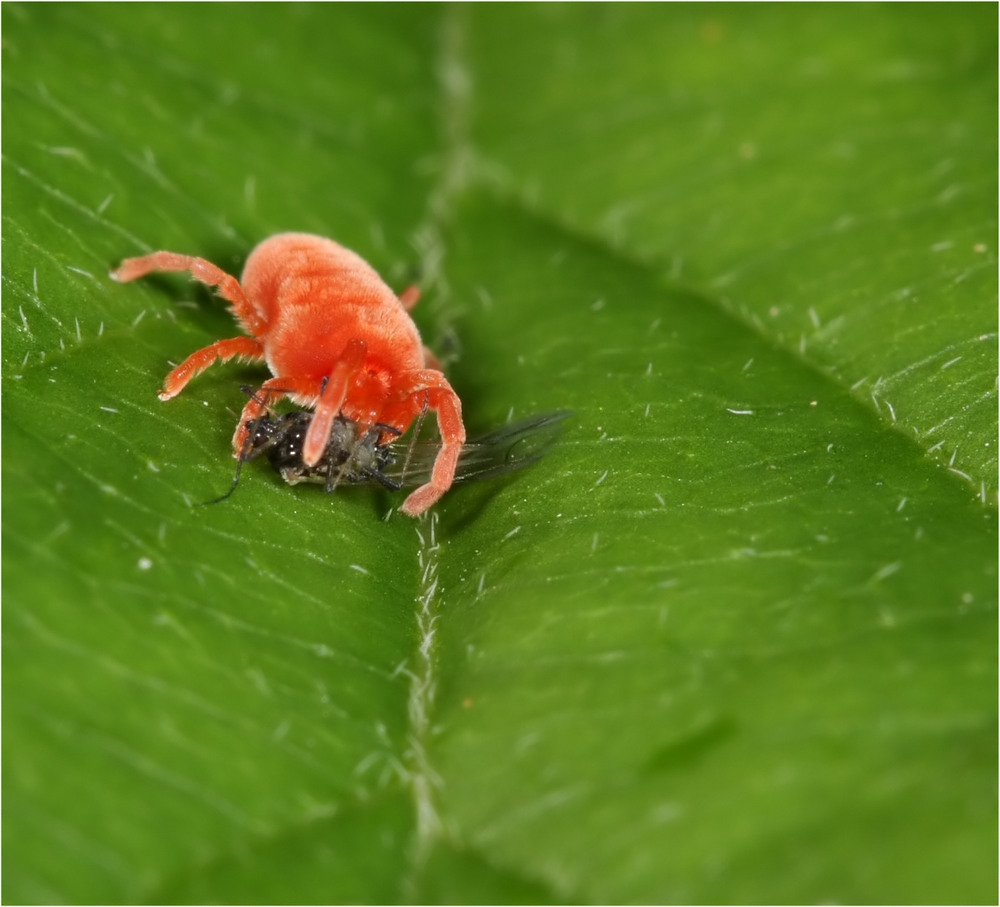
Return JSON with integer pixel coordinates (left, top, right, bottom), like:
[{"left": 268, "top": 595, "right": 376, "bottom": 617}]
[{"left": 111, "top": 233, "right": 465, "bottom": 516}]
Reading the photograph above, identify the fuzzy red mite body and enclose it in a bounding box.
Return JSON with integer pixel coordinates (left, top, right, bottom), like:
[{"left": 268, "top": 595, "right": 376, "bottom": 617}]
[{"left": 111, "top": 233, "right": 465, "bottom": 516}]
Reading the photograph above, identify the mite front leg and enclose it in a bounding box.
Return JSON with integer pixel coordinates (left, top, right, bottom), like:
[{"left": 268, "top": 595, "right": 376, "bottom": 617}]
[
  {"left": 397, "top": 372, "right": 466, "bottom": 516},
  {"left": 231, "top": 375, "right": 321, "bottom": 456},
  {"left": 302, "top": 339, "right": 368, "bottom": 467}
]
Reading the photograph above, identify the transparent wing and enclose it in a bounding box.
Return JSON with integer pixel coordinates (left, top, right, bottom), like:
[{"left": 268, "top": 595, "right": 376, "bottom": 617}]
[
  {"left": 386, "top": 410, "right": 572, "bottom": 487},
  {"left": 272, "top": 410, "right": 572, "bottom": 489}
]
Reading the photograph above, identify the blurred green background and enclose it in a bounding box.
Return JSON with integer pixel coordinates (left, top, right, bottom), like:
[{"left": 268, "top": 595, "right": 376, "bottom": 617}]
[{"left": 4, "top": 4, "right": 996, "bottom": 903}]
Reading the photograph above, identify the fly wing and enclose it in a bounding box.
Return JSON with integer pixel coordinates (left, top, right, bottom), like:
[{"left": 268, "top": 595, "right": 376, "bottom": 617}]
[
  {"left": 382, "top": 410, "right": 572, "bottom": 487},
  {"left": 259, "top": 410, "right": 571, "bottom": 490}
]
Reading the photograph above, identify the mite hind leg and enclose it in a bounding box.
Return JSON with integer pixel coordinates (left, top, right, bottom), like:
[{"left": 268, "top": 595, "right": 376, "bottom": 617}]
[{"left": 111, "top": 251, "right": 267, "bottom": 336}]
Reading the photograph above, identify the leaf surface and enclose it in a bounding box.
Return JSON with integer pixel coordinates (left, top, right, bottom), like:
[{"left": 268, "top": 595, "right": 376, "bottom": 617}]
[{"left": 4, "top": 5, "right": 996, "bottom": 904}]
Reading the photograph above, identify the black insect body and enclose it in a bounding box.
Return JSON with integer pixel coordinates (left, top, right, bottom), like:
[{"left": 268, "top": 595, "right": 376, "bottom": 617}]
[
  {"left": 235, "top": 408, "right": 571, "bottom": 498},
  {"left": 245, "top": 410, "right": 403, "bottom": 492}
]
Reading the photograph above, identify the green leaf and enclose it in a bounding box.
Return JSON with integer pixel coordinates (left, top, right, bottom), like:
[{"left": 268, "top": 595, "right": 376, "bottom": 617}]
[{"left": 4, "top": 4, "right": 996, "bottom": 904}]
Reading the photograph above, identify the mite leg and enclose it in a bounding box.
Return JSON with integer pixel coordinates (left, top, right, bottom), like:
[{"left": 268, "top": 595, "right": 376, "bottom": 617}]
[
  {"left": 398, "top": 285, "right": 420, "bottom": 311},
  {"left": 160, "top": 336, "right": 265, "bottom": 400},
  {"left": 422, "top": 347, "right": 443, "bottom": 371},
  {"left": 231, "top": 375, "right": 321, "bottom": 456},
  {"left": 393, "top": 371, "right": 465, "bottom": 516},
  {"left": 395, "top": 286, "right": 442, "bottom": 369},
  {"left": 302, "top": 339, "right": 368, "bottom": 467},
  {"left": 111, "top": 251, "right": 267, "bottom": 336}
]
